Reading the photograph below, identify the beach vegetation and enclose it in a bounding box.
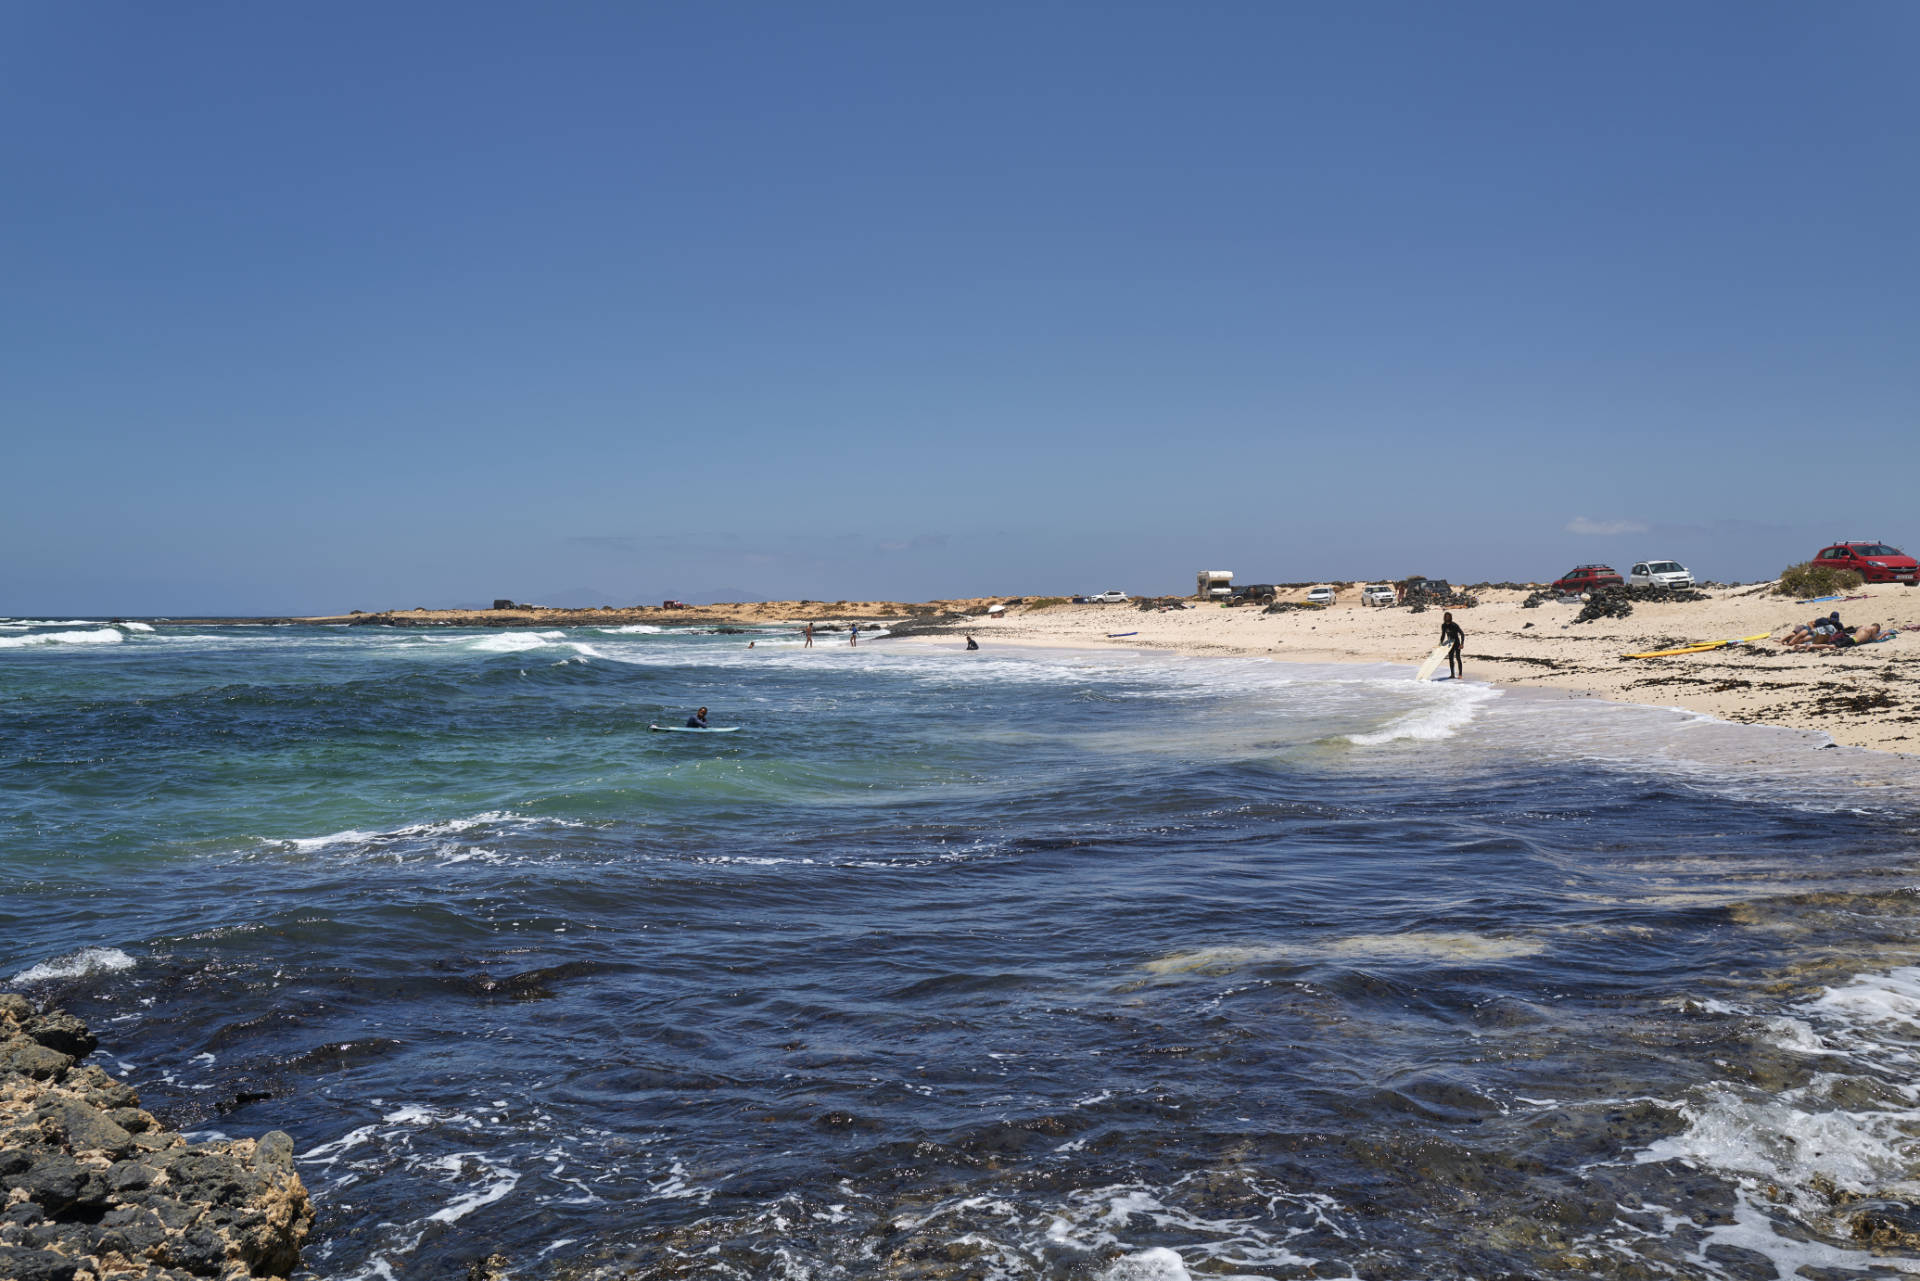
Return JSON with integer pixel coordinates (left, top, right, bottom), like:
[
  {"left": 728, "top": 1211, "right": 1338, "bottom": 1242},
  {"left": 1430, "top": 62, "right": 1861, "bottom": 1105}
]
[
  {"left": 1773, "top": 562, "right": 1863, "bottom": 597},
  {"left": 1023, "top": 597, "right": 1069, "bottom": 610}
]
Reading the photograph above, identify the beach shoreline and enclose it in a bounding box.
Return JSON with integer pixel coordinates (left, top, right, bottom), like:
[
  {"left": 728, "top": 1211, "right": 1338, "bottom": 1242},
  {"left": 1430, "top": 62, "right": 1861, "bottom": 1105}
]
[
  {"left": 878, "top": 584, "right": 1920, "bottom": 757},
  {"left": 258, "top": 582, "right": 1920, "bottom": 755}
]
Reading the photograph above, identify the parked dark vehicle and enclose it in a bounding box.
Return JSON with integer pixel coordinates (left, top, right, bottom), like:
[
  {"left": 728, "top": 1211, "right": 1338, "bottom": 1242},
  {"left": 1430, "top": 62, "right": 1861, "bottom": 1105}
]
[
  {"left": 1552, "top": 565, "right": 1624, "bottom": 594},
  {"left": 1813, "top": 542, "right": 1918, "bottom": 585},
  {"left": 1400, "top": 577, "right": 1451, "bottom": 599},
  {"left": 1231, "top": 584, "right": 1278, "bottom": 603}
]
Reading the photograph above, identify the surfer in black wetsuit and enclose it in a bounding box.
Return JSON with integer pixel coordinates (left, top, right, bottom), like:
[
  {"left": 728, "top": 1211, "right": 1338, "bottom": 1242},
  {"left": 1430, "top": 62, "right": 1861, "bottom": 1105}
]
[
  {"left": 1439, "top": 612, "right": 1465, "bottom": 679},
  {"left": 686, "top": 707, "right": 708, "bottom": 728},
  {"left": 965, "top": 635, "right": 979, "bottom": 651}
]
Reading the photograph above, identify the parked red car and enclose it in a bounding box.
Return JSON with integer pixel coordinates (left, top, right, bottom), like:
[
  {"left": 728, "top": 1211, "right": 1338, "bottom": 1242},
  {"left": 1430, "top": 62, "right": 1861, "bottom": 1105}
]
[
  {"left": 1552, "top": 564, "right": 1624, "bottom": 593},
  {"left": 1812, "top": 542, "right": 1918, "bottom": 585}
]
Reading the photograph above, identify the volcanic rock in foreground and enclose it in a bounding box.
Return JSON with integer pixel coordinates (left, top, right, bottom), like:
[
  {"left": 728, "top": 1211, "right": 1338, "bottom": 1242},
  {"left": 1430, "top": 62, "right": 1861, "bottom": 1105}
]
[{"left": 0, "top": 993, "right": 312, "bottom": 1281}]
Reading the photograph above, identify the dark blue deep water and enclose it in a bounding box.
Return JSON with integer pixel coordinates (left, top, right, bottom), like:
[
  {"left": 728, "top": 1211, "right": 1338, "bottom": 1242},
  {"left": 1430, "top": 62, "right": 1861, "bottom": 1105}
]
[{"left": 4, "top": 620, "right": 1919, "bottom": 1280}]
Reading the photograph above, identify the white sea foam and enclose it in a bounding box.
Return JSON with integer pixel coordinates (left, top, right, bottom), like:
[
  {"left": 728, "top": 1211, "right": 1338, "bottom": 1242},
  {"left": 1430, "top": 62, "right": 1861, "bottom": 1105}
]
[
  {"left": 10, "top": 947, "right": 138, "bottom": 985},
  {"left": 1346, "top": 682, "right": 1502, "bottom": 746},
  {"left": 118, "top": 621, "right": 155, "bottom": 632},
  {"left": 468, "top": 631, "right": 566, "bottom": 654},
  {"left": 272, "top": 810, "right": 593, "bottom": 862},
  {"left": 1101, "top": 1247, "right": 1192, "bottom": 1280},
  {"left": 596, "top": 624, "right": 666, "bottom": 634},
  {"left": 1802, "top": 965, "right": 1920, "bottom": 1034},
  {"left": 0, "top": 627, "right": 126, "bottom": 649},
  {"left": 1759, "top": 1016, "right": 1830, "bottom": 1054},
  {"left": 425, "top": 1154, "right": 520, "bottom": 1223},
  {"left": 1615, "top": 963, "right": 1920, "bottom": 1274},
  {"left": 1638, "top": 1085, "right": 1909, "bottom": 1192}
]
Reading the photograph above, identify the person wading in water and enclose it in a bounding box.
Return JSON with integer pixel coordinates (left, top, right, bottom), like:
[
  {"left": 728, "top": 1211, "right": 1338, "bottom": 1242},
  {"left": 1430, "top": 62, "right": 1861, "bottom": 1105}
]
[{"left": 1439, "top": 612, "right": 1465, "bottom": 679}]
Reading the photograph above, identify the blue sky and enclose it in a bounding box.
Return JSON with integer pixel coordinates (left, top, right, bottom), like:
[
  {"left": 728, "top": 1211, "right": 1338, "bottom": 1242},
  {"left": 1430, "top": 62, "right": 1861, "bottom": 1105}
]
[{"left": 4, "top": 2, "right": 1914, "bottom": 613}]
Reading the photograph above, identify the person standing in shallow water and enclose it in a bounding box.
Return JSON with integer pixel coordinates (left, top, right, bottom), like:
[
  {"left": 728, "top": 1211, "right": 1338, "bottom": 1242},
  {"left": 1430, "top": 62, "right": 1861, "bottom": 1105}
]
[
  {"left": 1439, "top": 611, "right": 1465, "bottom": 679},
  {"left": 803, "top": 621, "right": 813, "bottom": 648}
]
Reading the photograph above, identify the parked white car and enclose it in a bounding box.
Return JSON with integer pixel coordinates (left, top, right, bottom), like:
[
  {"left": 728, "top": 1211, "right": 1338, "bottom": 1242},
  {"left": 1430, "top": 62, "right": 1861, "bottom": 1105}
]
[
  {"left": 1306, "top": 586, "right": 1336, "bottom": 605},
  {"left": 1088, "top": 590, "right": 1129, "bottom": 604},
  {"left": 1628, "top": 560, "right": 1694, "bottom": 589},
  {"left": 1362, "top": 585, "right": 1397, "bottom": 606}
]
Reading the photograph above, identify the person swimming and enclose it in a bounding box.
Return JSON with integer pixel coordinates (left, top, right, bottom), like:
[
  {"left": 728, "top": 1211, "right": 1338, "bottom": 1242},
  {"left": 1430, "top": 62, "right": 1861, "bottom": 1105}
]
[{"left": 685, "top": 707, "right": 709, "bottom": 728}]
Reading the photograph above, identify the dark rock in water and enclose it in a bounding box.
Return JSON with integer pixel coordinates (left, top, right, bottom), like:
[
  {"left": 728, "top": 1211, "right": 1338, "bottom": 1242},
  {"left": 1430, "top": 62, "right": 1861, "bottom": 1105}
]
[
  {"left": 1851, "top": 1200, "right": 1920, "bottom": 1250},
  {"left": 0, "top": 994, "right": 312, "bottom": 1279},
  {"left": 460, "top": 960, "right": 607, "bottom": 1002},
  {"left": 466, "top": 1252, "right": 512, "bottom": 1280}
]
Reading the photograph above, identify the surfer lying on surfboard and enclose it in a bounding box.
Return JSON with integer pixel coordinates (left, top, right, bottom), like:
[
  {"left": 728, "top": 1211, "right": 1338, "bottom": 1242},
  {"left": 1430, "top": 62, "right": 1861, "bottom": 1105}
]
[{"left": 686, "top": 707, "right": 708, "bottom": 728}]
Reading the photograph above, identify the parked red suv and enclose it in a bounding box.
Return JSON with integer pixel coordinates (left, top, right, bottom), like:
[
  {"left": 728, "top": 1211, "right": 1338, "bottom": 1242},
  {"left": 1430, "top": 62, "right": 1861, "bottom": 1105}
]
[
  {"left": 1813, "top": 542, "right": 1919, "bottom": 585},
  {"left": 1552, "top": 564, "right": 1624, "bottom": 593}
]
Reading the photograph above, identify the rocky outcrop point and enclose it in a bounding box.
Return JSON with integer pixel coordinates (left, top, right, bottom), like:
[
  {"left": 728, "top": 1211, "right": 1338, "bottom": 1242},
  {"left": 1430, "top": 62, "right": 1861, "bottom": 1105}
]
[{"left": 0, "top": 994, "right": 312, "bottom": 1281}]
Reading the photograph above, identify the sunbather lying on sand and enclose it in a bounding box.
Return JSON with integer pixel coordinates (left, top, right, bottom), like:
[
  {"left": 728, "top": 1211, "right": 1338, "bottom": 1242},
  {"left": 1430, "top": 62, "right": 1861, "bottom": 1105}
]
[
  {"left": 1785, "top": 622, "right": 1883, "bottom": 649},
  {"left": 1785, "top": 612, "right": 1845, "bottom": 646}
]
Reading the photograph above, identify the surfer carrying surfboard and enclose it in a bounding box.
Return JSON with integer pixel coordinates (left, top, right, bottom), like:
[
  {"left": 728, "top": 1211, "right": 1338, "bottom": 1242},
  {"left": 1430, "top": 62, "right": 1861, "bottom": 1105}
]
[
  {"left": 685, "top": 707, "right": 709, "bottom": 728},
  {"left": 1439, "top": 612, "right": 1465, "bottom": 679}
]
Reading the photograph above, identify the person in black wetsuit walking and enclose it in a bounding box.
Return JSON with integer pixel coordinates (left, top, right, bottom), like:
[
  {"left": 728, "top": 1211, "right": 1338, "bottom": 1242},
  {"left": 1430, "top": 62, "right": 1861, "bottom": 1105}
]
[{"left": 1439, "top": 612, "right": 1465, "bottom": 679}]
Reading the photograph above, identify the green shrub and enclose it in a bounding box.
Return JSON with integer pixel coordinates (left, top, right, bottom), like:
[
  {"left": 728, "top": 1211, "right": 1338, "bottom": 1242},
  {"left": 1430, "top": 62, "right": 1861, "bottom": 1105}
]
[
  {"left": 1773, "top": 562, "right": 1863, "bottom": 597},
  {"left": 1023, "top": 597, "right": 1069, "bottom": 610}
]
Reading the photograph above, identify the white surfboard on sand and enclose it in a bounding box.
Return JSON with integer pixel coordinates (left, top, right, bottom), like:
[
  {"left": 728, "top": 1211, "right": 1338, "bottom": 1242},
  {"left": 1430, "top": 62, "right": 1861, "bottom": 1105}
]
[{"left": 1415, "top": 644, "right": 1450, "bottom": 681}]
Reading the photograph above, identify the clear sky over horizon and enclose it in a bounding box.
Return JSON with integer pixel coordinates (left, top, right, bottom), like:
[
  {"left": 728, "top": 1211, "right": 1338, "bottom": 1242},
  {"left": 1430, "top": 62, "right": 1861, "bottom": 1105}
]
[{"left": 5, "top": 2, "right": 1915, "bottom": 613}]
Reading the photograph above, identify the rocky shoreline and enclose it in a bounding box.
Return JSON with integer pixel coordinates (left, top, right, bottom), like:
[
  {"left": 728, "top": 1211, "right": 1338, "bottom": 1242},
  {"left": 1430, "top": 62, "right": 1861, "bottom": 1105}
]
[{"left": 0, "top": 996, "right": 311, "bottom": 1281}]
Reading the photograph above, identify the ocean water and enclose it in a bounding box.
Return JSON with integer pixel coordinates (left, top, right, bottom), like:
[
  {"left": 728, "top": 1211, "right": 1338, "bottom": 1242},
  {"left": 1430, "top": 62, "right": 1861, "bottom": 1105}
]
[{"left": 3, "top": 619, "right": 1919, "bottom": 1280}]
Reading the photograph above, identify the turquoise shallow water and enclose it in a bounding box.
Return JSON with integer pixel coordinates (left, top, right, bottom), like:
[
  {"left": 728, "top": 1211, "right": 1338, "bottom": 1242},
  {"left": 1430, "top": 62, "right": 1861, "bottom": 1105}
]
[{"left": 3, "top": 619, "right": 1919, "bottom": 1279}]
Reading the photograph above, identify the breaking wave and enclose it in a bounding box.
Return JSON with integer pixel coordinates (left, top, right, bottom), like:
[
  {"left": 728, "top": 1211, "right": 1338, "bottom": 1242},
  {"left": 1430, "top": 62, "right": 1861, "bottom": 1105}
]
[
  {"left": 10, "top": 947, "right": 139, "bottom": 985},
  {"left": 0, "top": 627, "right": 126, "bottom": 649}
]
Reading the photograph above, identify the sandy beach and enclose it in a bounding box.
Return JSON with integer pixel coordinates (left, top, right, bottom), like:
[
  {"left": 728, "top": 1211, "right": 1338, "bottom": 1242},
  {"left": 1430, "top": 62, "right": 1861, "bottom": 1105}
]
[{"left": 893, "top": 584, "right": 1920, "bottom": 756}]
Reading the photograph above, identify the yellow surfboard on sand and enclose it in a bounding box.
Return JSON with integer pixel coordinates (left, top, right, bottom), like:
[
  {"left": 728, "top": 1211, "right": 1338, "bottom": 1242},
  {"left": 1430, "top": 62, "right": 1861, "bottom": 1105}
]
[{"left": 1623, "top": 632, "right": 1770, "bottom": 659}]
